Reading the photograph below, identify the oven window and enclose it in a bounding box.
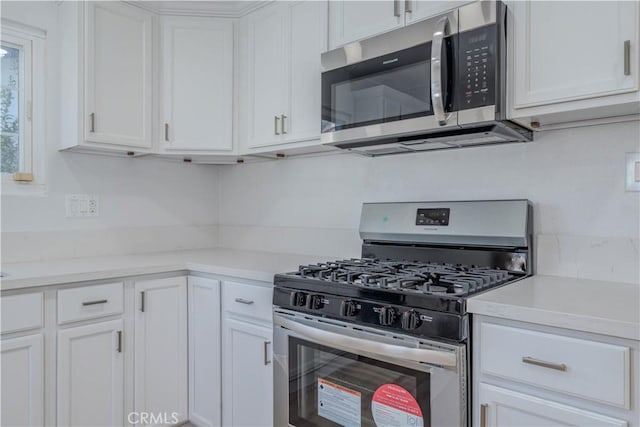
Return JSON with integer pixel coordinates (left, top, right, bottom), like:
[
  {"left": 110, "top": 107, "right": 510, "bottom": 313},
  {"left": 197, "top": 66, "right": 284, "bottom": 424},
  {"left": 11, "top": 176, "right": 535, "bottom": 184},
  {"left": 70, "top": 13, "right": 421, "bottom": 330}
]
[
  {"left": 321, "top": 42, "right": 432, "bottom": 133},
  {"left": 289, "top": 337, "right": 430, "bottom": 427}
]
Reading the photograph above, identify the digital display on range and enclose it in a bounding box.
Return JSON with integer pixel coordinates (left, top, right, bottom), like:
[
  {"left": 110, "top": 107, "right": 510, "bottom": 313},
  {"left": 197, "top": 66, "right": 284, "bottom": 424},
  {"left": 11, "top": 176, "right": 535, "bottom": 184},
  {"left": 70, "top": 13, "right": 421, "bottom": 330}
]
[{"left": 416, "top": 208, "right": 450, "bottom": 226}]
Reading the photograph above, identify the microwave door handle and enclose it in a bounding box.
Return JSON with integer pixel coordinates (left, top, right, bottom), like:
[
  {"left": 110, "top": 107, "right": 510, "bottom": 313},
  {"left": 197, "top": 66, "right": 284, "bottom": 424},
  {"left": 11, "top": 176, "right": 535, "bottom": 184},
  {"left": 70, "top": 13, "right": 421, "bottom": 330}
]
[
  {"left": 431, "top": 15, "right": 450, "bottom": 126},
  {"left": 276, "top": 315, "right": 457, "bottom": 367}
]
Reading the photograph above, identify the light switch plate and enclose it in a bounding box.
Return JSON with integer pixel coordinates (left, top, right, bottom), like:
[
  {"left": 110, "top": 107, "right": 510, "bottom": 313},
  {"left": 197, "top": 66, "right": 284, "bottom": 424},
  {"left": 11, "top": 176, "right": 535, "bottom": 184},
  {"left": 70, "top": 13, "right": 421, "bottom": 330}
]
[
  {"left": 626, "top": 153, "right": 640, "bottom": 192},
  {"left": 66, "top": 194, "right": 99, "bottom": 218}
]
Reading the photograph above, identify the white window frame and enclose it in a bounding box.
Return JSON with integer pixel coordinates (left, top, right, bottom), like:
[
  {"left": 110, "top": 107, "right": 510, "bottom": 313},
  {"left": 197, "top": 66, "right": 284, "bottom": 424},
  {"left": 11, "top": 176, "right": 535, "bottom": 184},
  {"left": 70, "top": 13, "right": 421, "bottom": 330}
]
[{"left": 1, "top": 19, "right": 46, "bottom": 195}]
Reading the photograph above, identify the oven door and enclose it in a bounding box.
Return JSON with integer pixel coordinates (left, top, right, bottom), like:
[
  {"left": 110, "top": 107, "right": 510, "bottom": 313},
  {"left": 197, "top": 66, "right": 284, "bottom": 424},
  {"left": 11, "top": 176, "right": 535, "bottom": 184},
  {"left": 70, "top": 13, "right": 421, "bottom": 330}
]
[
  {"left": 320, "top": 10, "right": 459, "bottom": 147},
  {"left": 274, "top": 310, "right": 467, "bottom": 427}
]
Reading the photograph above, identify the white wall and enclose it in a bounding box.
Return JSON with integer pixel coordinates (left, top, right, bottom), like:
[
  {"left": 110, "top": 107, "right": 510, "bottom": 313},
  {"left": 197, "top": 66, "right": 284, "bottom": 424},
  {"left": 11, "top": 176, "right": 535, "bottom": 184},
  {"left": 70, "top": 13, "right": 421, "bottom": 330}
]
[
  {"left": 218, "top": 120, "right": 640, "bottom": 284},
  {"left": 1, "top": 2, "right": 220, "bottom": 262}
]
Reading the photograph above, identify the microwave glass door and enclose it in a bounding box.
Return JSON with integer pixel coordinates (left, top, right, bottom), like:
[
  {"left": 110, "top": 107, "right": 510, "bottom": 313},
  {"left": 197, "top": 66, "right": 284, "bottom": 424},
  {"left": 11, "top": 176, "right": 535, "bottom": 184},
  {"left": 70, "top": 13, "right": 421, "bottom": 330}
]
[
  {"left": 321, "top": 42, "right": 433, "bottom": 133},
  {"left": 288, "top": 337, "right": 431, "bottom": 427}
]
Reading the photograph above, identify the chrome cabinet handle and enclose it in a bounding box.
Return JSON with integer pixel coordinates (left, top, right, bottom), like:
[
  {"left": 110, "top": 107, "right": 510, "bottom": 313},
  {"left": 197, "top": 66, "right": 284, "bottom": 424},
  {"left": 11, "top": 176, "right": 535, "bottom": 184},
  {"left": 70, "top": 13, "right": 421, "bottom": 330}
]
[
  {"left": 82, "top": 299, "right": 108, "bottom": 306},
  {"left": 393, "top": 0, "right": 401, "bottom": 17},
  {"left": 140, "top": 291, "right": 145, "bottom": 312},
  {"left": 165, "top": 123, "right": 170, "bottom": 142},
  {"left": 264, "top": 340, "right": 271, "bottom": 365},
  {"left": 431, "top": 16, "right": 450, "bottom": 126},
  {"left": 281, "top": 115, "right": 287, "bottom": 134},
  {"left": 89, "top": 113, "right": 95, "bottom": 132},
  {"left": 522, "top": 356, "right": 567, "bottom": 372},
  {"left": 274, "top": 116, "right": 280, "bottom": 135},
  {"left": 117, "top": 331, "right": 122, "bottom": 353},
  {"left": 480, "top": 404, "right": 488, "bottom": 427},
  {"left": 234, "top": 297, "right": 254, "bottom": 305},
  {"left": 624, "top": 40, "right": 631, "bottom": 76},
  {"left": 405, "top": 0, "right": 412, "bottom": 13}
]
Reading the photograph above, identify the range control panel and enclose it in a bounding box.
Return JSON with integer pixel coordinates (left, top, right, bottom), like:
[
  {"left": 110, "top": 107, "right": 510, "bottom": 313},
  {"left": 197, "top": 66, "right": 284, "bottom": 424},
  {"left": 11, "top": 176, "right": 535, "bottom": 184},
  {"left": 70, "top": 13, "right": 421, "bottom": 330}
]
[
  {"left": 416, "top": 208, "right": 450, "bottom": 226},
  {"left": 273, "top": 287, "right": 466, "bottom": 342},
  {"left": 457, "top": 25, "right": 497, "bottom": 110}
]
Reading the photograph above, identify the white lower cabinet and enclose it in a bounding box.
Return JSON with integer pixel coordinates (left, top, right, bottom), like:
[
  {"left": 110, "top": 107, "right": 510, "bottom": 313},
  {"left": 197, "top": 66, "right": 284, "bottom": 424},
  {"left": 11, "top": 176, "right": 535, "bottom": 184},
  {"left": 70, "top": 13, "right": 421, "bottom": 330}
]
[
  {"left": 134, "top": 276, "right": 188, "bottom": 426},
  {"left": 57, "top": 319, "right": 124, "bottom": 426},
  {"left": 188, "top": 276, "right": 221, "bottom": 427},
  {"left": 473, "top": 315, "right": 638, "bottom": 427},
  {"left": 222, "top": 318, "right": 273, "bottom": 427},
  {"left": 1, "top": 333, "right": 44, "bottom": 426},
  {"left": 221, "top": 280, "right": 274, "bottom": 427},
  {"left": 478, "top": 383, "right": 627, "bottom": 427}
]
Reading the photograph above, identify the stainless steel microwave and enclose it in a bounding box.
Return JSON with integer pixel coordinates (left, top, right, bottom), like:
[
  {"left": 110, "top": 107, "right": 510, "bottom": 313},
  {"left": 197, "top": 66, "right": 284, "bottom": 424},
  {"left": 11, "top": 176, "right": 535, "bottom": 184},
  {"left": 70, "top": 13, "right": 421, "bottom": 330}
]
[{"left": 320, "top": 1, "right": 533, "bottom": 156}]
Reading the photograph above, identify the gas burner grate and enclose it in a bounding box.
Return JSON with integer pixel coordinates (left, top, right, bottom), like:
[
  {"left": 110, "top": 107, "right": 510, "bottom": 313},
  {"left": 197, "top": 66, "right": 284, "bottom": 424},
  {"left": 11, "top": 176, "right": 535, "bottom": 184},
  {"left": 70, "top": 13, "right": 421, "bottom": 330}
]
[{"left": 295, "top": 258, "right": 513, "bottom": 296}]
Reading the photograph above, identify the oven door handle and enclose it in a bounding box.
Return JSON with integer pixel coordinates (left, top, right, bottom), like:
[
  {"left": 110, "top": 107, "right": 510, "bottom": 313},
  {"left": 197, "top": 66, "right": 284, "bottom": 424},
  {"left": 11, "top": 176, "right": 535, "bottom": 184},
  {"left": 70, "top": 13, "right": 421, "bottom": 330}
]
[{"left": 277, "top": 315, "right": 458, "bottom": 367}]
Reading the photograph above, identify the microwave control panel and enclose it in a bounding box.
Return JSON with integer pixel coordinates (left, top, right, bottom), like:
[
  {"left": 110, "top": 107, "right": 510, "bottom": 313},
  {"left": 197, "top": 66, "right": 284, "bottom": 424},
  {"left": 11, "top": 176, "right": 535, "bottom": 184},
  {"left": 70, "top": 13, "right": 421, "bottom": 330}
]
[{"left": 458, "top": 25, "right": 496, "bottom": 110}]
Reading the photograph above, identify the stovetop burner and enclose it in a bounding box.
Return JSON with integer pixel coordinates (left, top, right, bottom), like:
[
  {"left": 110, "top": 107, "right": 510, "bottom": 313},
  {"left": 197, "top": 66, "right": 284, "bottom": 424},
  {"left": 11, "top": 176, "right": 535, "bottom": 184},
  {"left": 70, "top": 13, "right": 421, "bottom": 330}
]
[{"left": 295, "top": 258, "right": 513, "bottom": 297}]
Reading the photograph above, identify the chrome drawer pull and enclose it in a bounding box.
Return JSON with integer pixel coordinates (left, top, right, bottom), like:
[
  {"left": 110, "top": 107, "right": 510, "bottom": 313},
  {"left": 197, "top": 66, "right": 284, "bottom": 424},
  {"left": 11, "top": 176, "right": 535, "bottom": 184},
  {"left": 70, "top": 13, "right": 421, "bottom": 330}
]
[
  {"left": 264, "top": 340, "right": 271, "bottom": 365},
  {"left": 480, "top": 403, "right": 488, "bottom": 427},
  {"left": 234, "top": 297, "right": 254, "bottom": 305},
  {"left": 624, "top": 40, "right": 631, "bottom": 76},
  {"left": 82, "top": 299, "right": 108, "bottom": 306},
  {"left": 522, "top": 356, "right": 567, "bottom": 371}
]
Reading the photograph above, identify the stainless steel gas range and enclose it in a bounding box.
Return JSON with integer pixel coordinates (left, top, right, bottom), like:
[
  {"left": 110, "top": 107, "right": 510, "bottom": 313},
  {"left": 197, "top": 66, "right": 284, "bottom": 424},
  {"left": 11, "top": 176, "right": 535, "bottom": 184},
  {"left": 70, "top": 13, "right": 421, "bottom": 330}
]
[{"left": 273, "top": 200, "right": 532, "bottom": 427}]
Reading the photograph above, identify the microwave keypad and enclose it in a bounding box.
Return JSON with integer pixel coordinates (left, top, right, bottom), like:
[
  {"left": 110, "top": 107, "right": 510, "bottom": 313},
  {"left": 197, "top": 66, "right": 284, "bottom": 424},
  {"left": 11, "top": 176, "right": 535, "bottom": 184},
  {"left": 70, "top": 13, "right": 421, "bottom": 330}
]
[{"left": 458, "top": 26, "right": 496, "bottom": 110}]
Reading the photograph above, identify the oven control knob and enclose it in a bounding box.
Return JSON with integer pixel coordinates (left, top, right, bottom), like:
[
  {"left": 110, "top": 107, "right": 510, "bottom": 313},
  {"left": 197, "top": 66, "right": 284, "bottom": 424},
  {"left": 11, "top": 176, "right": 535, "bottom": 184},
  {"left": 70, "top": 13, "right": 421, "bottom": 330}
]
[
  {"left": 289, "top": 291, "right": 307, "bottom": 307},
  {"left": 340, "top": 300, "right": 359, "bottom": 317},
  {"left": 401, "top": 310, "right": 422, "bottom": 330},
  {"left": 307, "top": 294, "right": 324, "bottom": 310},
  {"left": 378, "top": 306, "right": 397, "bottom": 326}
]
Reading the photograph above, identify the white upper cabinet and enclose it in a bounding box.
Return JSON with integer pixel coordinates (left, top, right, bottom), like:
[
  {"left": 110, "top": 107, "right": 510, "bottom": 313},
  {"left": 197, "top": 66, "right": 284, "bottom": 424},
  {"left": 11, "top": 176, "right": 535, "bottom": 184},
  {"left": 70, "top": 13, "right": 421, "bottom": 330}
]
[
  {"left": 329, "top": 1, "right": 403, "bottom": 49},
  {"left": 243, "top": 0, "right": 327, "bottom": 153},
  {"left": 59, "top": 1, "right": 153, "bottom": 155},
  {"left": 328, "top": 0, "right": 471, "bottom": 49},
  {"left": 84, "top": 2, "right": 153, "bottom": 149},
  {"left": 160, "top": 17, "right": 234, "bottom": 154},
  {"left": 246, "top": 2, "right": 289, "bottom": 149},
  {"left": 507, "top": 1, "right": 640, "bottom": 128}
]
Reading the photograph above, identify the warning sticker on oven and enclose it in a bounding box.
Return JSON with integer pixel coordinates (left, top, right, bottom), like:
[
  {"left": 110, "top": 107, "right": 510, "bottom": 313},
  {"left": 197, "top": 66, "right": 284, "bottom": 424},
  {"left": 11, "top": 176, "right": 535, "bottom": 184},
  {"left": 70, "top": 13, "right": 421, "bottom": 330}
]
[
  {"left": 318, "top": 378, "right": 361, "bottom": 427},
  {"left": 371, "top": 384, "right": 424, "bottom": 427}
]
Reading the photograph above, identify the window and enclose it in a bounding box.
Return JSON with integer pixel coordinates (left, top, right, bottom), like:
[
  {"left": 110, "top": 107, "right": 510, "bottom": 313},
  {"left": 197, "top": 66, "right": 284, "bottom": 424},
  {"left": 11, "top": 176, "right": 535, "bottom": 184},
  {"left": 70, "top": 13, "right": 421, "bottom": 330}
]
[{"left": 1, "top": 20, "right": 45, "bottom": 194}]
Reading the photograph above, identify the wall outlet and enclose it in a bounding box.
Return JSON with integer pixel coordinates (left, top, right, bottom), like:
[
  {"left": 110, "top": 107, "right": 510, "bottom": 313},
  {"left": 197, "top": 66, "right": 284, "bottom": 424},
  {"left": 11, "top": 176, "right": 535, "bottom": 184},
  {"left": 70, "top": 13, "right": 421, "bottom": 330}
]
[
  {"left": 626, "top": 153, "right": 640, "bottom": 192},
  {"left": 66, "top": 194, "right": 99, "bottom": 218}
]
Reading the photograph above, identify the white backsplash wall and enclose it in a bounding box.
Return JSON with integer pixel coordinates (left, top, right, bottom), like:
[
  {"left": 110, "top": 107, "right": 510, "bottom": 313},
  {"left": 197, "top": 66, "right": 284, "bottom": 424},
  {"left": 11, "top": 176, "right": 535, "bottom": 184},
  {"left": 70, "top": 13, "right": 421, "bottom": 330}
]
[
  {"left": 1, "top": 2, "right": 220, "bottom": 263},
  {"left": 218, "top": 121, "right": 640, "bottom": 284}
]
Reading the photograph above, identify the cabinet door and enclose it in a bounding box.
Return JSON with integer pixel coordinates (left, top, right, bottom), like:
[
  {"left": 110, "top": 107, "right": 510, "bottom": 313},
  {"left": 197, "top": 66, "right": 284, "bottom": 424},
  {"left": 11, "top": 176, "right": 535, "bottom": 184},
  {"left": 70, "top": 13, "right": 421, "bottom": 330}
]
[
  {"left": 478, "top": 383, "right": 626, "bottom": 427},
  {"left": 84, "top": 2, "right": 152, "bottom": 148},
  {"left": 509, "top": 1, "right": 639, "bottom": 109},
  {"left": 246, "top": 3, "right": 288, "bottom": 148},
  {"left": 134, "top": 277, "right": 188, "bottom": 426},
  {"left": 161, "top": 17, "right": 233, "bottom": 152},
  {"left": 405, "top": 0, "right": 471, "bottom": 24},
  {"left": 57, "top": 320, "right": 124, "bottom": 426},
  {"left": 222, "top": 318, "right": 273, "bottom": 427},
  {"left": 1, "top": 334, "right": 44, "bottom": 427},
  {"left": 188, "top": 276, "right": 221, "bottom": 427},
  {"left": 329, "top": 1, "right": 404, "bottom": 49},
  {"left": 284, "top": 0, "right": 327, "bottom": 143}
]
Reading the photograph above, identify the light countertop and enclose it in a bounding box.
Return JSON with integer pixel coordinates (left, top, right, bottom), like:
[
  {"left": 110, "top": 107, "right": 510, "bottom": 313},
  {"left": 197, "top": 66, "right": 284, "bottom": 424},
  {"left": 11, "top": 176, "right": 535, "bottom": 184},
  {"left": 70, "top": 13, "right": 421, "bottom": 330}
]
[
  {"left": 2, "top": 251, "right": 638, "bottom": 341},
  {"left": 0, "top": 248, "right": 327, "bottom": 291},
  {"left": 468, "top": 275, "right": 640, "bottom": 341}
]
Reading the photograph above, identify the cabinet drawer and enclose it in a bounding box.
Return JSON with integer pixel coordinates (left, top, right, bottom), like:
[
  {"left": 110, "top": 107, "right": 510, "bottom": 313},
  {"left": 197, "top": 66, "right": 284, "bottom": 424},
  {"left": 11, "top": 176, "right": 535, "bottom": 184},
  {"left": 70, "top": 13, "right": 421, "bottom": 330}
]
[
  {"left": 480, "top": 323, "right": 630, "bottom": 408},
  {"left": 222, "top": 281, "right": 272, "bottom": 322},
  {"left": 1, "top": 292, "right": 44, "bottom": 334},
  {"left": 58, "top": 282, "right": 124, "bottom": 324}
]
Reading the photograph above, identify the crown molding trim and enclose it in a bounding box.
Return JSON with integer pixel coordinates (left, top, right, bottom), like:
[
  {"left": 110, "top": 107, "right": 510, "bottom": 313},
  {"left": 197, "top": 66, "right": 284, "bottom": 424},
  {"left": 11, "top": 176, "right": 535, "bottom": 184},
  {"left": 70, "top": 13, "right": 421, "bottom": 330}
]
[{"left": 124, "top": 1, "right": 270, "bottom": 18}]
